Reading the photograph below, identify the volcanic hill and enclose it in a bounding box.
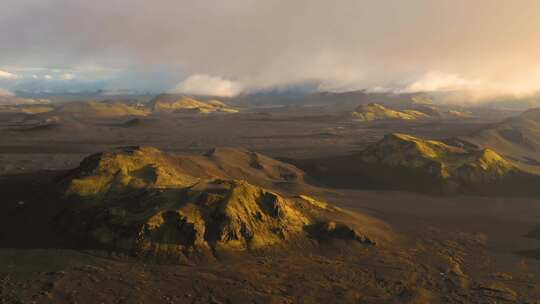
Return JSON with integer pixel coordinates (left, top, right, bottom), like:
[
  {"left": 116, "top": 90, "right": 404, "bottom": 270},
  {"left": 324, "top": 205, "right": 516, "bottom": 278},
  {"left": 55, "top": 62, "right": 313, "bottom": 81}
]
[
  {"left": 467, "top": 108, "right": 540, "bottom": 173},
  {"left": 292, "top": 133, "right": 540, "bottom": 195},
  {"left": 150, "top": 95, "right": 239, "bottom": 114},
  {"left": 352, "top": 103, "right": 429, "bottom": 122},
  {"left": 57, "top": 146, "right": 387, "bottom": 260},
  {"left": 53, "top": 100, "right": 150, "bottom": 119}
]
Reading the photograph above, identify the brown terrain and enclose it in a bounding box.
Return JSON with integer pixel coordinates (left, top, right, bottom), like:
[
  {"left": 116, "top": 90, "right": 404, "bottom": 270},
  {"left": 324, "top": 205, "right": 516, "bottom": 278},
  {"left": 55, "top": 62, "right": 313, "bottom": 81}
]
[{"left": 1, "top": 94, "right": 540, "bottom": 303}]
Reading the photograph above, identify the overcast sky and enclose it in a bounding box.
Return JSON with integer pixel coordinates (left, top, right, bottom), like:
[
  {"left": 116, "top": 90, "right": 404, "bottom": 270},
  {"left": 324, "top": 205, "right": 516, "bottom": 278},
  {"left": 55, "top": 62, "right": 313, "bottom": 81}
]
[{"left": 1, "top": 0, "right": 540, "bottom": 98}]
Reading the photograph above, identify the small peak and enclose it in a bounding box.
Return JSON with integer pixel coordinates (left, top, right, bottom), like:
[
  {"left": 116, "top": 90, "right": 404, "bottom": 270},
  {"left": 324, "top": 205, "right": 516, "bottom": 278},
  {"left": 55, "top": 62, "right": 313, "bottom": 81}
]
[{"left": 476, "top": 148, "right": 508, "bottom": 164}]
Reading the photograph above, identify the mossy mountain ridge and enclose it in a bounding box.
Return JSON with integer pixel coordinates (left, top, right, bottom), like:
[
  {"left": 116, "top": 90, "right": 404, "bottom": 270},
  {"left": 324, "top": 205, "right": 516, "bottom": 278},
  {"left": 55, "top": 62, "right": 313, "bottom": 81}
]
[
  {"left": 17, "top": 96, "right": 239, "bottom": 125},
  {"left": 351, "top": 102, "right": 473, "bottom": 122},
  {"left": 54, "top": 101, "right": 151, "bottom": 118},
  {"left": 291, "top": 133, "right": 540, "bottom": 195},
  {"left": 467, "top": 108, "right": 540, "bottom": 174},
  {"left": 150, "top": 95, "right": 238, "bottom": 114},
  {"left": 58, "top": 146, "right": 384, "bottom": 260},
  {"left": 63, "top": 146, "right": 306, "bottom": 200},
  {"left": 359, "top": 133, "right": 516, "bottom": 184},
  {"left": 352, "top": 103, "right": 428, "bottom": 121}
]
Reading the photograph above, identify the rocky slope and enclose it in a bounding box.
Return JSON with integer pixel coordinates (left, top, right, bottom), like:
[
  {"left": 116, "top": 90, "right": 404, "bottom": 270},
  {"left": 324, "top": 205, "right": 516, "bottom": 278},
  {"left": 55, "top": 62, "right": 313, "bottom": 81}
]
[
  {"left": 57, "top": 146, "right": 384, "bottom": 260},
  {"left": 150, "top": 95, "right": 238, "bottom": 114},
  {"left": 350, "top": 102, "right": 474, "bottom": 122},
  {"left": 359, "top": 133, "right": 516, "bottom": 184},
  {"left": 62, "top": 146, "right": 306, "bottom": 198},
  {"left": 467, "top": 108, "right": 540, "bottom": 174},
  {"left": 292, "top": 133, "right": 540, "bottom": 195},
  {"left": 352, "top": 103, "right": 428, "bottom": 121},
  {"left": 53, "top": 101, "right": 150, "bottom": 118}
]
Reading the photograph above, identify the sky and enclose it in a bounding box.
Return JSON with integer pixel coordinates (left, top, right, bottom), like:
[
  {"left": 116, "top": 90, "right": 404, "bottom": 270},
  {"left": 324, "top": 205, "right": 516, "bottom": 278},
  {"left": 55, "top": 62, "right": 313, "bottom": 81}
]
[{"left": 1, "top": 0, "right": 540, "bottom": 99}]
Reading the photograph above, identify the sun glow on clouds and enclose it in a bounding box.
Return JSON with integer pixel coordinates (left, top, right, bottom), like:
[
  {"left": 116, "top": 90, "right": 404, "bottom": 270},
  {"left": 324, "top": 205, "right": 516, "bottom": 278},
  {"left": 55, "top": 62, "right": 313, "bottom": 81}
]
[
  {"left": 171, "top": 74, "right": 243, "bottom": 97},
  {"left": 60, "top": 73, "right": 75, "bottom": 80},
  {"left": 401, "top": 72, "right": 480, "bottom": 93},
  {"left": 0, "top": 70, "right": 19, "bottom": 79},
  {"left": 384, "top": 71, "right": 540, "bottom": 102}
]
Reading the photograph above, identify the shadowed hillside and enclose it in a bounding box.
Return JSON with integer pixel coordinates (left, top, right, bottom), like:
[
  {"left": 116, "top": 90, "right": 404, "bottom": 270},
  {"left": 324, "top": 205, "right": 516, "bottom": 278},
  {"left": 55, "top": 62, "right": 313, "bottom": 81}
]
[{"left": 467, "top": 108, "right": 540, "bottom": 174}]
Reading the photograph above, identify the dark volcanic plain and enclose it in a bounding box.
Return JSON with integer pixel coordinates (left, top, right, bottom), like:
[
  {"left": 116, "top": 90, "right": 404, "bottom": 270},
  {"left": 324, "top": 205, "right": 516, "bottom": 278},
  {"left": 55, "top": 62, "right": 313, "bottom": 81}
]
[{"left": 1, "top": 95, "right": 540, "bottom": 303}]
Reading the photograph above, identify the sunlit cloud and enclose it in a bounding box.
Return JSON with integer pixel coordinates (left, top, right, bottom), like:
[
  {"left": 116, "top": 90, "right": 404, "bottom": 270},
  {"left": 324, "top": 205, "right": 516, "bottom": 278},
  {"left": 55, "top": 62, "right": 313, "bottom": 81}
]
[
  {"left": 60, "top": 73, "right": 75, "bottom": 80},
  {"left": 374, "top": 71, "right": 540, "bottom": 103},
  {"left": 1, "top": 1, "right": 540, "bottom": 99},
  {"left": 400, "top": 72, "right": 479, "bottom": 93},
  {"left": 0, "top": 70, "right": 19, "bottom": 79},
  {"left": 171, "top": 74, "right": 243, "bottom": 97}
]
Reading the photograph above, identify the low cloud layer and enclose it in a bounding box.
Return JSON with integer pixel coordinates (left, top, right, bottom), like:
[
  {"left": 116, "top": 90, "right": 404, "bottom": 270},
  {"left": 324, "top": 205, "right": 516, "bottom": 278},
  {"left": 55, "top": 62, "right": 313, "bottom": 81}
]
[
  {"left": 1, "top": 1, "right": 540, "bottom": 98},
  {"left": 0, "top": 70, "right": 18, "bottom": 80},
  {"left": 401, "top": 73, "right": 476, "bottom": 94},
  {"left": 171, "top": 75, "right": 243, "bottom": 97}
]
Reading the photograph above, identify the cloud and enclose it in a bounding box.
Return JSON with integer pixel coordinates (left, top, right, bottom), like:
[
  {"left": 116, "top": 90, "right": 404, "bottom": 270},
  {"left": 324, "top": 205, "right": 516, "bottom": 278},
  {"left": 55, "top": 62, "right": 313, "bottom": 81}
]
[
  {"left": 171, "top": 74, "right": 243, "bottom": 97},
  {"left": 0, "top": 70, "right": 18, "bottom": 79},
  {"left": 60, "top": 73, "right": 75, "bottom": 80},
  {"left": 400, "top": 72, "right": 481, "bottom": 93},
  {"left": 2, "top": 1, "right": 540, "bottom": 99},
  {"left": 379, "top": 71, "right": 540, "bottom": 103}
]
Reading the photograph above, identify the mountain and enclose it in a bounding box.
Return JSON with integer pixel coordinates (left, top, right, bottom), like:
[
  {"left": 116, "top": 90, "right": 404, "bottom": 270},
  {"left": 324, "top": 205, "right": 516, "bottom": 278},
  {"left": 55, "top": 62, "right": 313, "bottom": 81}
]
[
  {"left": 61, "top": 146, "right": 307, "bottom": 199},
  {"left": 292, "top": 133, "right": 540, "bottom": 195},
  {"left": 350, "top": 102, "right": 473, "bottom": 122},
  {"left": 53, "top": 101, "right": 150, "bottom": 118},
  {"left": 359, "top": 133, "right": 515, "bottom": 184},
  {"left": 352, "top": 103, "right": 429, "bottom": 121},
  {"left": 410, "top": 104, "right": 473, "bottom": 119},
  {"left": 0, "top": 95, "right": 54, "bottom": 114},
  {"left": 150, "top": 95, "right": 238, "bottom": 114},
  {"left": 467, "top": 108, "right": 540, "bottom": 174},
  {"left": 57, "top": 146, "right": 386, "bottom": 259},
  {"left": 0, "top": 105, "right": 54, "bottom": 115},
  {"left": 1, "top": 100, "right": 151, "bottom": 132},
  {"left": 230, "top": 90, "right": 436, "bottom": 109},
  {"left": 0, "top": 95, "right": 50, "bottom": 106}
]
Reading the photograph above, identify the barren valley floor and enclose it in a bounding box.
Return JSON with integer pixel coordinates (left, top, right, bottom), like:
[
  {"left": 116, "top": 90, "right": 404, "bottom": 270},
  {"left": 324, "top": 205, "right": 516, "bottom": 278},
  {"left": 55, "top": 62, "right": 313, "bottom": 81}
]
[{"left": 1, "top": 111, "right": 540, "bottom": 303}]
